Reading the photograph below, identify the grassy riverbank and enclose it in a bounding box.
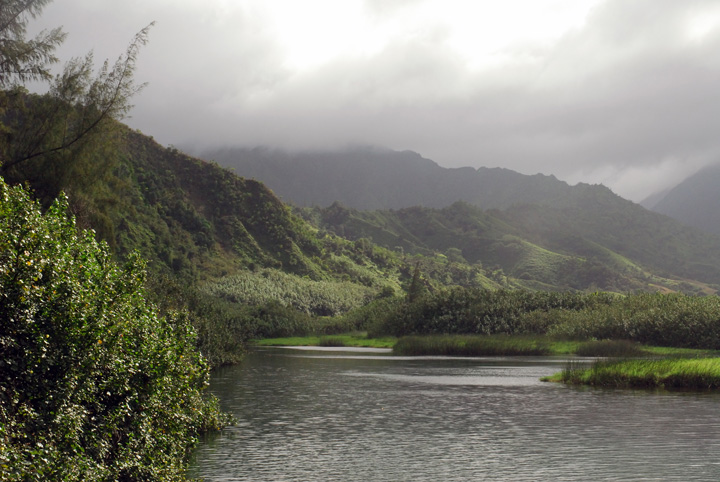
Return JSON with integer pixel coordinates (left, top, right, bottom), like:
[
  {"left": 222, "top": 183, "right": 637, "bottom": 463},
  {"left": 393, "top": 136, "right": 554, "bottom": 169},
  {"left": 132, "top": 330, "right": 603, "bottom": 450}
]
[
  {"left": 254, "top": 333, "right": 718, "bottom": 357},
  {"left": 253, "top": 333, "right": 397, "bottom": 348},
  {"left": 544, "top": 358, "right": 720, "bottom": 389}
]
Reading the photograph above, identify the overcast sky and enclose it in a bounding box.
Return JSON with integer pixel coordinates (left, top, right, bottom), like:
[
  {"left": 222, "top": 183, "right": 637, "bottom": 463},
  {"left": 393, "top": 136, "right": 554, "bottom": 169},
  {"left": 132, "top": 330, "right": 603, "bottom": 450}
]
[{"left": 30, "top": 0, "right": 720, "bottom": 201}]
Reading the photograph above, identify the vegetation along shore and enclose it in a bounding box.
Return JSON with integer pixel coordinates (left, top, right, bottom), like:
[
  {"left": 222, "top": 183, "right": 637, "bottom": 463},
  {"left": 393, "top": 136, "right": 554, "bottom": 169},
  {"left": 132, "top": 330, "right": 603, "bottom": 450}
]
[
  {"left": 543, "top": 358, "right": 720, "bottom": 390},
  {"left": 6, "top": 0, "right": 720, "bottom": 479}
]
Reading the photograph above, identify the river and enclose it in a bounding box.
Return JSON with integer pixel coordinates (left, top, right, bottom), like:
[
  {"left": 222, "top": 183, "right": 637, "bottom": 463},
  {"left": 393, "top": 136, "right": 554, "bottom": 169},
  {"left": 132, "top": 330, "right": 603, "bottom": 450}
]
[{"left": 189, "top": 347, "right": 720, "bottom": 481}]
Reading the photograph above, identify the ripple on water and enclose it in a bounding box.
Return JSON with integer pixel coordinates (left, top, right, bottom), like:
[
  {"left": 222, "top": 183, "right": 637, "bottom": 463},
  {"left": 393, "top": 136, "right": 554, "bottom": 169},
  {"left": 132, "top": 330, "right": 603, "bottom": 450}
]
[{"left": 190, "top": 350, "right": 720, "bottom": 481}]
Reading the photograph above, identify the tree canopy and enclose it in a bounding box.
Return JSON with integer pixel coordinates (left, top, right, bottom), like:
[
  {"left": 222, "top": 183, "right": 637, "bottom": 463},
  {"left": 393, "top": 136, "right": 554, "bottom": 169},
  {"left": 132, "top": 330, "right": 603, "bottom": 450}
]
[{"left": 0, "top": 0, "right": 65, "bottom": 87}]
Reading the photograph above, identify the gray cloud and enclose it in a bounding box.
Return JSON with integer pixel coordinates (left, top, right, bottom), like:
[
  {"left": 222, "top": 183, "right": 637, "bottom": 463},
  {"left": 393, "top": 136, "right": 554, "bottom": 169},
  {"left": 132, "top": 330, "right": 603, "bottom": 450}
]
[{"left": 29, "top": 0, "right": 720, "bottom": 201}]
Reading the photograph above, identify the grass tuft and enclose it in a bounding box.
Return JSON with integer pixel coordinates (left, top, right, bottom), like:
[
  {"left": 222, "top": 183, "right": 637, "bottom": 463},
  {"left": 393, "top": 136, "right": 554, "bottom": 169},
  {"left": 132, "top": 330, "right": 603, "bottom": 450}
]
[{"left": 545, "top": 357, "right": 720, "bottom": 389}]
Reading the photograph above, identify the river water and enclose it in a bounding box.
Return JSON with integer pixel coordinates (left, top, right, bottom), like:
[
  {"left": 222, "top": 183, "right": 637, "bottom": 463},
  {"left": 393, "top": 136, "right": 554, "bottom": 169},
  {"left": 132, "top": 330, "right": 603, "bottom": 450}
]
[{"left": 189, "top": 347, "right": 720, "bottom": 481}]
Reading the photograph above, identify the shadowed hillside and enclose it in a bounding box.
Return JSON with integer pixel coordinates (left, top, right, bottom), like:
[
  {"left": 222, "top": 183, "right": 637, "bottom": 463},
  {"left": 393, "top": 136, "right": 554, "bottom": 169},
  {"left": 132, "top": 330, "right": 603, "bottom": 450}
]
[{"left": 645, "top": 163, "right": 720, "bottom": 236}]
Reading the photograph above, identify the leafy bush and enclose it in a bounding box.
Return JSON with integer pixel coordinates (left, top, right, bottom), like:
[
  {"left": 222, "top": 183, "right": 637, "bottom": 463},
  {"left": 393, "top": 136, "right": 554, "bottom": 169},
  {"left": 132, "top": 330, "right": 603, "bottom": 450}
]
[
  {"left": 372, "top": 285, "right": 720, "bottom": 350},
  {"left": 372, "top": 288, "right": 617, "bottom": 337},
  {"left": 0, "top": 179, "right": 227, "bottom": 480},
  {"left": 549, "top": 293, "right": 720, "bottom": 349}
]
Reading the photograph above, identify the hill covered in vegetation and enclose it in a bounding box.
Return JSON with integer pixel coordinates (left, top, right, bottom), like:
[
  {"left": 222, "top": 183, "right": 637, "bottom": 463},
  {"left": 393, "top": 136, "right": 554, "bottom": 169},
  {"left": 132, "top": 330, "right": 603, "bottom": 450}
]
[
  {"left": 199, "top": 145, "right": 720, "bottom": 294},
  {"left": 302, "top": 190, "right": 720, "bottom": 295}
]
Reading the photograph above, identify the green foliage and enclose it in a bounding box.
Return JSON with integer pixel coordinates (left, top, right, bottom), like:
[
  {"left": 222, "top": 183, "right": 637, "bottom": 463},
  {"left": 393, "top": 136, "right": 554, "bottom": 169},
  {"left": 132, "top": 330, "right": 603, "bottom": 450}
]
[
  {"left": 344, "top": 296, "right": 404, "bottom": 338},
  {"left": 244, "top": 301, "right": 315, "bottom": 338},
  {"left": 551, "top": 358, "right": 720, "bottom": 389},
  {"left": 1, "top": 22, "right": 153, "bottom": 193},
  {"left": 0, "top": 178, "right": 227, "bottom": 480},
  {"left": 145, "top": 274, "right": 251, "bottom": 367},
  {"left": 406, "top": 263, "right": 428, "bottom": 302},
  {"left": 373, "top": 288, "right": 615, "bottom": 337},
  {"left": 0, "top": 0, "right": 66, "bottom": 88},
  {"left": 254, "top": 334, "right": 396, "bottom": 348},
  {"left": 393, "top": 335, "right": 551, "bottom": 356},
  {"left": 548, "top": 293, "right": 720, "bottom": 349},
  {"left": 307, "top": 193, "right": 720, "bottom": 293},
  {"left": 202, "top": 268, "right": 375, "bottom": 317},
  {"left": 372, "top": 286, "right": 720, "bottom": 351}
]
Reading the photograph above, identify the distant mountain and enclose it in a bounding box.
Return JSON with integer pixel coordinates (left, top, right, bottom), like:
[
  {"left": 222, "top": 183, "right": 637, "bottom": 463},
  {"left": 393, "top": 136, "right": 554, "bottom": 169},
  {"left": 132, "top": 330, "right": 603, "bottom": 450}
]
[
  {"left": 639, "top": 187, "right": 672, "bottom": 210},
  {"left": 646, "top": 163, "right": 720, "bottom": 235},
  {"left": 198, "top": 146, "right": 577, "bottom": 210},
  {"left": 198, "top": 146, "right": 720, "bottom": 293}
]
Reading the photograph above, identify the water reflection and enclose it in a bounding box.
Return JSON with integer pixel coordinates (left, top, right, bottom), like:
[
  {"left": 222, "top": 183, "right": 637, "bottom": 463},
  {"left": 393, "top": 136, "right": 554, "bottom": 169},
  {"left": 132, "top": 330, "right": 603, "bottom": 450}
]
[{"left": 190, "top": 347, "right": 720, "bottom": 481}]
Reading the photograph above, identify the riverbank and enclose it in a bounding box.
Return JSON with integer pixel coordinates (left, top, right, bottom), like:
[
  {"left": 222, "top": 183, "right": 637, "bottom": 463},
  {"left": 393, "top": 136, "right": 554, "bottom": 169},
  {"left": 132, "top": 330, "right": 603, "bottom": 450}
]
[
  {"left": 253, "top": 333, "right": 397, "bottom": 348},
  {"left": 543, "top": 357, "right": 720, "bottom": 389},
  {"left": 253, "top": 333, "right": 718, "bottom": 358}
]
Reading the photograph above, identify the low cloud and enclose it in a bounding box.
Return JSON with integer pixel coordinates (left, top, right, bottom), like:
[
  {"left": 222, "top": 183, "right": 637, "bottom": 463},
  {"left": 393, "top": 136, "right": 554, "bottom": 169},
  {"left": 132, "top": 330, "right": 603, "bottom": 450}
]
[{"left": 31, "top": 0, "right": 720, "bottom": 201}]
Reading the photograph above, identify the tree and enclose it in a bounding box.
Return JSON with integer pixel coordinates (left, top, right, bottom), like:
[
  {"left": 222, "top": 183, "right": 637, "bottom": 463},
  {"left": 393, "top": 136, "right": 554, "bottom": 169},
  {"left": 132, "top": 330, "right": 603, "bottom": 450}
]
[
  {"left": 0, "top": 0, "right": 66, "bottom": 87},
  {"left": 0, "top": 0, "right": 153, "bottom": 200},
  {"left": 407, "top": 262, "right": 428, "bottom": 302}
]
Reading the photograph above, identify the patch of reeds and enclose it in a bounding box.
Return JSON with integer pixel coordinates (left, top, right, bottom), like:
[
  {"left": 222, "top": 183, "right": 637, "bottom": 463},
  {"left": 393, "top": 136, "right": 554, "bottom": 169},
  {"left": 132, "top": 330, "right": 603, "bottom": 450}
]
[
  {"left": 574, "top": 339, "right": 647, "bottom": 357},
  {"left": 546, "top": 357, "right": 720, "bottom": 389},
  {"left": 393, "top": 335, "right": 552, "bottom": 357},
  {"left": 253, "top": 333, "right": 397, "bottom": 348},
  {"left": 318, "top": 336, "right": 347, "bottom": 347}
]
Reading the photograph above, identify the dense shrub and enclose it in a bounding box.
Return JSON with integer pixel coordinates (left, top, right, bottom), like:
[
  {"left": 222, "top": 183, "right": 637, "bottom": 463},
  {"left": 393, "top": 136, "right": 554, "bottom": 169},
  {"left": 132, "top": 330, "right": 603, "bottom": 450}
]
[
  {"left": 371, "top": 285, "right": 720, "bottom": 350},
  {"left": 549, "top": 293, "right": 720, "bottom": 349},
  {"left": 373, "top": 288, "right": 617, "bottom": 337},
  {"left": 0, "top": 179, "right": 227, "bottom": 480}
]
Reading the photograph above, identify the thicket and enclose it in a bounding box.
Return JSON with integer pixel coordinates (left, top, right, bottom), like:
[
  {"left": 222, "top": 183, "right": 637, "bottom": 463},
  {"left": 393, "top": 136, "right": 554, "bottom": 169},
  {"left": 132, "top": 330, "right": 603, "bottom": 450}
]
[
  {"left": 369, "top": 287, "right": 720, "bottom": 350},
  {"left": 369, "top": 288, "right": 617, "bottom": 337},
  {"left": 547, "top": 293, "right": 720, "bottom": 349},
  {"left": 0, "top": 179, "right": 228, "bottom": 480}
]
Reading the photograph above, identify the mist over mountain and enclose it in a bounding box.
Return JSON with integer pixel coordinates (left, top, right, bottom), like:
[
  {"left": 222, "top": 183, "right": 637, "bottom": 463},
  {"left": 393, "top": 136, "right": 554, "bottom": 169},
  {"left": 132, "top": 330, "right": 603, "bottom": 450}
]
[
  {"left": 643, "top": 163, "right": 720, "bottom": 236},
  {"left": 199, "top": 146, "right": 592, "bottom": 210}
]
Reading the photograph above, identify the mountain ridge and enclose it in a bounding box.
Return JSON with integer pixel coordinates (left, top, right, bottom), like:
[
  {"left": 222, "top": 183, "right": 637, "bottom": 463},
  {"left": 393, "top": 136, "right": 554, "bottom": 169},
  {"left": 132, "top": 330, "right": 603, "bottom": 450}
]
[{"left": 199, "top": 146, "right": 580, "bottom": 210}]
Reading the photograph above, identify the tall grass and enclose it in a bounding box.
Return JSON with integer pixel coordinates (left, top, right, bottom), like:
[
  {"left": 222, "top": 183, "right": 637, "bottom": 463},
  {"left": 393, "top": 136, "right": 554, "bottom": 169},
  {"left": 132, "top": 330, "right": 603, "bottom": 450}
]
[
  {"left": 254, "top": 333, "right": 396, "bottom": 348},
  {"left": 574, "top": 339, "right": 647, "bottom": 357},
  {"left": 393, "top": 335, "right": 552, "bottom": 356},
  {"left": 550, "top": 358, "right": 720, "bottom": 389},
  {"left": 318, "top": 336, "right": 347, "bottom": 347}
]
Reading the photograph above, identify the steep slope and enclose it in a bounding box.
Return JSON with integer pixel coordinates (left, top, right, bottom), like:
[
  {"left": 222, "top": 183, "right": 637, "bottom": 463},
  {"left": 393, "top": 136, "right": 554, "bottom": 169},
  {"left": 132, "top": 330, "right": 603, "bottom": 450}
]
[
  {"left": 110, "top": 133, "right": 326, "bottom": 279},
  {"left": 648, "top": 163, "right": 720, "bottom": 235}
]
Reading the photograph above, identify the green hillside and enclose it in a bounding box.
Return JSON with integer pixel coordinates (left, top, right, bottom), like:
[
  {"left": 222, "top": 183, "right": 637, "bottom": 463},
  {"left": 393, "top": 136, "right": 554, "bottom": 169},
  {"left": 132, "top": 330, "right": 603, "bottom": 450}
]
[
  {"left": 2, "top": 102, "right": 511, "bottom": 357},
  {"left": 305, "top": 200, "right": 720, "bottom": 295}
]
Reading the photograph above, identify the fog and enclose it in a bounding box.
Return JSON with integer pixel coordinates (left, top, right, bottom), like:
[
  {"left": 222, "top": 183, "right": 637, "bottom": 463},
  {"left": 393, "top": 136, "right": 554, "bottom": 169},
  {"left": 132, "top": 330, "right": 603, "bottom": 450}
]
[{"left": 31, "top": 0, "right": 720, "bottom": 201}]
